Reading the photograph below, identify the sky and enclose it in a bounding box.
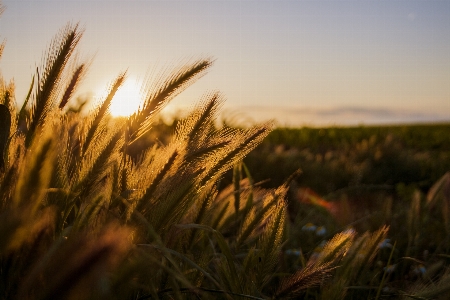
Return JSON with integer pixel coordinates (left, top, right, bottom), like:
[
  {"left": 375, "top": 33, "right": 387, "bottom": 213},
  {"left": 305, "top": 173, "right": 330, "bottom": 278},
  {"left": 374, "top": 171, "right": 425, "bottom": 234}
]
[{"left": 0, "top": 0, "right": 449, "bottom": 127}]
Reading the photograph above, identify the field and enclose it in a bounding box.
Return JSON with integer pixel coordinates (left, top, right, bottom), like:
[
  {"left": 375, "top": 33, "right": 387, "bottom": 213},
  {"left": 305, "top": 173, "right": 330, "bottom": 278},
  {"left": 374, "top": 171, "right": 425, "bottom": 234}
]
[
  {"left": 147, "top": 120, "right": 450, "bottom": 299},
  {"left": 245, "top": 125, "right": 450, "bottom": 284},
  {"left": 2, "top": 8, "right": 450, "bottom": 300}
]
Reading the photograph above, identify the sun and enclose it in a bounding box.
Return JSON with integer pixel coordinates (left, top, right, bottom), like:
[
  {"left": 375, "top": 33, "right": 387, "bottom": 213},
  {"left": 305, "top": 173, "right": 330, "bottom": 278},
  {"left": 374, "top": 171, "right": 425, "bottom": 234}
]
[{"left": 109, "top": 79, "right": 144, "bottom": 117}]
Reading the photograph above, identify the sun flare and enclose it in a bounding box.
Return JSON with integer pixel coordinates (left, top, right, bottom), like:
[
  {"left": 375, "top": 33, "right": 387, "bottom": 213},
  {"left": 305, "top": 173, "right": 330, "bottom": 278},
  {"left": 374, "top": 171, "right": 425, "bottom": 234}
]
[{"left": 109, "top": 79, "right": 143, "bottom": 117}]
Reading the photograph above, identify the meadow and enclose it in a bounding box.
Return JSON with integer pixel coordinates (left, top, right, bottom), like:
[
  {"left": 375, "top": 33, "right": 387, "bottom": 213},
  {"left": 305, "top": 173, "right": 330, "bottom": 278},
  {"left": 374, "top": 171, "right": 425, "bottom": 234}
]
[{"left": 1, "top": 6, "right": 450, "bottom": 300}]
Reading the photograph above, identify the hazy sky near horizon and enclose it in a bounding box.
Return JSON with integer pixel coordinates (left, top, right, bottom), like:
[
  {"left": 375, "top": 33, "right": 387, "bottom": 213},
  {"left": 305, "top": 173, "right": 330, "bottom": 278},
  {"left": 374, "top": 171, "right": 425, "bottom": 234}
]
[{"left": 0, "top": 0, "right": 449, "bottom": 126}]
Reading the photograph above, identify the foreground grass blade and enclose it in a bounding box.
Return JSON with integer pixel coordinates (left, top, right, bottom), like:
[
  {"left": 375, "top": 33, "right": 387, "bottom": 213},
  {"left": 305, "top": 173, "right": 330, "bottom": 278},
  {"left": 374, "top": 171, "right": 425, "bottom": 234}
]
[
  {"left": 25, "top": 24, "right": 82, "bottom": 147},
  {"left": 0, "top": 104, "right": 10, "bottom": 171}
]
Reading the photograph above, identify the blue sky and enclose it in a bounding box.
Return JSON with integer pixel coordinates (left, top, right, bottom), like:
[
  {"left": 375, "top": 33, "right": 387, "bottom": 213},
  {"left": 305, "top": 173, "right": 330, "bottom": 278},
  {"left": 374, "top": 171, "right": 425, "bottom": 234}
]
[{"left": 0, "top": 0, "right": 449, "bottom": 126}]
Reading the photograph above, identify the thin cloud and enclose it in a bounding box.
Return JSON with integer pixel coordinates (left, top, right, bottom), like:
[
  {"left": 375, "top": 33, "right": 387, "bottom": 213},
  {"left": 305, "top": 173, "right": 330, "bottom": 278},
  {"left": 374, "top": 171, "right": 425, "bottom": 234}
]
[
  {"left": 229, "top": 105, "right": 450, "bottom": 126},
  {"left": 408, "top": 12, "right": 417, "bottom": 21}
]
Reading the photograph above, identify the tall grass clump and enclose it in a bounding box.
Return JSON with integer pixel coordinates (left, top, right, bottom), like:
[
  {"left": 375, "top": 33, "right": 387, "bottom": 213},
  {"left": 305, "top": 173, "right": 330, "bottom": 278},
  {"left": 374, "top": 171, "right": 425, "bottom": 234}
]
[
  {"left": 2, "top": 4, "right": 450, "bottom": 299},
  {"left": 0, "top": 7, "right": 340, "bottom": 299}
]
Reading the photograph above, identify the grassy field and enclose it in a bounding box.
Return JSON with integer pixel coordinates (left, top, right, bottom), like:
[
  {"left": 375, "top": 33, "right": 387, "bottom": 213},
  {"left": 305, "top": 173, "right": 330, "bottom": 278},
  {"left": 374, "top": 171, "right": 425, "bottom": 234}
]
[
  {"left": 246, "top": 124, "right": 450, "bottom": 192},
  {"left": 243, "top": 124, "right": 450, "bottom": 298},
  {"left": 2, "top": 5, "right": 450, "bottom": 299},
  {"left": 145, "top": 120, "right": 450, "bottom": 298}
]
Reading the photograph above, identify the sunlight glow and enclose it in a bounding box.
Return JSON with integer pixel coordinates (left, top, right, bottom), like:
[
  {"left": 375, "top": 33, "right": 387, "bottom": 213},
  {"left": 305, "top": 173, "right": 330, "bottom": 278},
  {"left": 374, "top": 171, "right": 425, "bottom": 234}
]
[{"left": 109, "top": 79, "right": 144, "bottom": 117}]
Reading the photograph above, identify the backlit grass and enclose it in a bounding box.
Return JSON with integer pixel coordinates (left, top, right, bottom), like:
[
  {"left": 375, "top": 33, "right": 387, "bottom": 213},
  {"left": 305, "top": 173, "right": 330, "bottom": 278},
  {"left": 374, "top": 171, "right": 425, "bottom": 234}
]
[{"left": 1, "top": 4, "right": 450, "bottom": 299}]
